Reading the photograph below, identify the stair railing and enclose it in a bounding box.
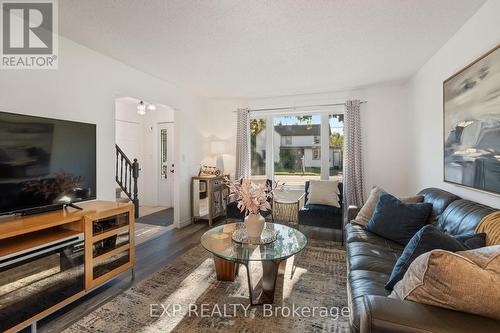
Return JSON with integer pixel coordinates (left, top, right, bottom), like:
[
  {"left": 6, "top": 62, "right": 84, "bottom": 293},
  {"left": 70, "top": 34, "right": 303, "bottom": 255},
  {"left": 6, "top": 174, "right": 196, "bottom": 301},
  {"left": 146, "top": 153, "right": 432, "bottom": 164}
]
[{"left": 115, "top": 144, "right": 139, "bottom": 218}]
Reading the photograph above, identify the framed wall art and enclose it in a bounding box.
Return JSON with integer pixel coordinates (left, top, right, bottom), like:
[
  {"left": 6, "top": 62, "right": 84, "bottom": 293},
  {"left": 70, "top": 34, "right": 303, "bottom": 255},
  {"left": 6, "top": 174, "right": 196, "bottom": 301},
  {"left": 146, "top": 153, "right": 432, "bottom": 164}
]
[{"left": 443, "top": 44, "right": 500, "bottom": 195}]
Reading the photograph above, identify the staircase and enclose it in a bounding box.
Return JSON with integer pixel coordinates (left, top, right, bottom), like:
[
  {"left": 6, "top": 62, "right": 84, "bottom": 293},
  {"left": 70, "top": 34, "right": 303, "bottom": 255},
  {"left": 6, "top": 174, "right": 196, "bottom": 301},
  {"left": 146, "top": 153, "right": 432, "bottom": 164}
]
[{"left": 115, "top": 144, "right": 140, "bottom": 218}]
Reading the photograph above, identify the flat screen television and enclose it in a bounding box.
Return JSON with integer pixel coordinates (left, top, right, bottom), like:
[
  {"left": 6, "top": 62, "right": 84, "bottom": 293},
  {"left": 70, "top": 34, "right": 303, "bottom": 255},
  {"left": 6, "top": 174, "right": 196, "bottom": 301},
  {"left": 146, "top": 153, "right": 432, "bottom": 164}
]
[{"left": 0, "top": 111, "right": 96, "bottom": 215}]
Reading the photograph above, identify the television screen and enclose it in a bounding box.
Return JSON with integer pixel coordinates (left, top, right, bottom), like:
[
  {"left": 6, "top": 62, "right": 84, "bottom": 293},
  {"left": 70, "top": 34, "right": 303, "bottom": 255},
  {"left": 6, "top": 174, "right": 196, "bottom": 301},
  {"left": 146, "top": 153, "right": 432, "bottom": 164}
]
[{"left": 0, "top": 111, "right": 96, "bottom": 215}]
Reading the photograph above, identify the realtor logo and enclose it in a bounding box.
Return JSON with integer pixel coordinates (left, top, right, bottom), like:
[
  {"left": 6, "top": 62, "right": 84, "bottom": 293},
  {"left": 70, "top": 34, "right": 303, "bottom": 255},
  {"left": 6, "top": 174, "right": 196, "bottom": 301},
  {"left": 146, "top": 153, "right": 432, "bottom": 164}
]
[{"left": 1, "top": 0, "right": 58, "bottom": 69}]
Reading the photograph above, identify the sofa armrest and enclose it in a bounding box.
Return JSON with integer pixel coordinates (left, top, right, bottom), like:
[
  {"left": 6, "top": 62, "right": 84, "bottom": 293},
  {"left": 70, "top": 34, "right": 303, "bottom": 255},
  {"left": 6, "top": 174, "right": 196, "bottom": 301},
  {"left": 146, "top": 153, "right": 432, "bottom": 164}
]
[
  {"left": 347, "top": 205, "right": 361, "bottom": 222},
  {"left": 361, "top": 295, "right": 500, "bottom": 333}
]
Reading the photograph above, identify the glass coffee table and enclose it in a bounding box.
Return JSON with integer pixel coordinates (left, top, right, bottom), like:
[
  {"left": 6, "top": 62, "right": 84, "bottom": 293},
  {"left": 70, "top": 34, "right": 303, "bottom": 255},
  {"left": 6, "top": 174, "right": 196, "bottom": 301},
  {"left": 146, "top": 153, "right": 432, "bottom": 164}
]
[{"left": 201, "top": 222, "right": 307, "bottom": 305}]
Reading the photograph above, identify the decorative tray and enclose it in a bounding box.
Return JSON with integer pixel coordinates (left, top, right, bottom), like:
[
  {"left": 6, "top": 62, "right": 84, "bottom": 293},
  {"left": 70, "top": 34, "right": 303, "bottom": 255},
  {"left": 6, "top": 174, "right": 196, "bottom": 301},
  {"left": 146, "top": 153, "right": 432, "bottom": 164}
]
[{"left": 231, "top": 225, "right": 278, "bottom": 245}]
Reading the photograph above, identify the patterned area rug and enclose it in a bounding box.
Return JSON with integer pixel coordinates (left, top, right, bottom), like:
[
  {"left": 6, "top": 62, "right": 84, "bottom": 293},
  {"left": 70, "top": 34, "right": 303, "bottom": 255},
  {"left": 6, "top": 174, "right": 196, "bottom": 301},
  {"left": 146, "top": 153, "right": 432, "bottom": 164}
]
[{"left": 65, "top": 239, "right": 349, "bottom": 333}]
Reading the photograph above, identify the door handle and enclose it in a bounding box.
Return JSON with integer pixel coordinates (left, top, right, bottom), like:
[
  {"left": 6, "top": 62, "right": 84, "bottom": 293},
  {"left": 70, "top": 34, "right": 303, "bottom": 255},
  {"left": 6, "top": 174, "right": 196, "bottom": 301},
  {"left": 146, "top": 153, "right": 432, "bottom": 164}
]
[{"left": 170, "top": 169, "right": 174, "bottom": 173}]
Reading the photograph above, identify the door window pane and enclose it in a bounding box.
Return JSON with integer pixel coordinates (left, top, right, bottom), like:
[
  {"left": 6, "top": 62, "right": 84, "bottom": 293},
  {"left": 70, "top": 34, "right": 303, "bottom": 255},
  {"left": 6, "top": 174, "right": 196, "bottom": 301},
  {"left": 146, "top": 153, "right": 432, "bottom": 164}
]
[
  {"left": 329, "top": 114, "right": 344, "bottom": 182},
  {"left": 273, "top": 115, "right": 321, "bottom": 186},
  {"left": 250, "top": 118, "right": 266, "bottom": 178},
  {"left": 160, "top": 128, "right": 168, "bottom": 179}
]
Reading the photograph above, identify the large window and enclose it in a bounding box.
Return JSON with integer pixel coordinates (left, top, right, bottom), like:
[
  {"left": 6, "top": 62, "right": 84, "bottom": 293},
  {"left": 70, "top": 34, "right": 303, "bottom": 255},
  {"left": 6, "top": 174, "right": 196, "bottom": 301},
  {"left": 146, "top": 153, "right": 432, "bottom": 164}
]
[{"left": 249, "top": 112, "right": 344, "bottom": 187}]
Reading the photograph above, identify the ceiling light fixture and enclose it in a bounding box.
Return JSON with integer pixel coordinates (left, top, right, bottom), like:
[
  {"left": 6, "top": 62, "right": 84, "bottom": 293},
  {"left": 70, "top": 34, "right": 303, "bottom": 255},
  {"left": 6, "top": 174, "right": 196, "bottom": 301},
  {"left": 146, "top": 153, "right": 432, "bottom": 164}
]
[
  {"left": 137, "top": 100, "right": 146, "bottom": 115},
  {"left": 147, "top": 104, "right": 156, "bottom": 111}
]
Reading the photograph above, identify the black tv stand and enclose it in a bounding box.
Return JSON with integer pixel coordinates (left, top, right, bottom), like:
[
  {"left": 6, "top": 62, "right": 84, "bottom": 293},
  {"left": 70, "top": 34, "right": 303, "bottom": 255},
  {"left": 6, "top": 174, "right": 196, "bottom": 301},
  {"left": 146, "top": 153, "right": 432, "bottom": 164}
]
[{"left": 64, "top": 203, "right": 84, "bottom": 211}]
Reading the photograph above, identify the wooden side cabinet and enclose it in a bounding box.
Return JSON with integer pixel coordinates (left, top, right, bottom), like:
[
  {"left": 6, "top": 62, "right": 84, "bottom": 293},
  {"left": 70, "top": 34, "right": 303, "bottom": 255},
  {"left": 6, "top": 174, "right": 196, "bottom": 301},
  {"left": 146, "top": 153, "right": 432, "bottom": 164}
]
[{"left": 192, "top": 175, "right": 229, "bottom": 226}]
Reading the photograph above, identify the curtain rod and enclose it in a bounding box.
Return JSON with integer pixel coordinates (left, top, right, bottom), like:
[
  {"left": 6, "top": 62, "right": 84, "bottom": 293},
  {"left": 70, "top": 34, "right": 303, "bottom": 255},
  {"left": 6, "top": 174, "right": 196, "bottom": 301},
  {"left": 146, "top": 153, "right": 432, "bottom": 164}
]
[{"left": 234, "top": 101, "right": 367, "bottom": 113}]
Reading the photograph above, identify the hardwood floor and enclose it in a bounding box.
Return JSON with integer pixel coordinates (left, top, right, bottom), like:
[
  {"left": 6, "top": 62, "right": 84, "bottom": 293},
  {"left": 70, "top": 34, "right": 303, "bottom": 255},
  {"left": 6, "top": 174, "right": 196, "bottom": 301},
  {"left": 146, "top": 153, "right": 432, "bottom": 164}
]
[{"left": 37, "top": 219, "right": 341, "bottom": 332}]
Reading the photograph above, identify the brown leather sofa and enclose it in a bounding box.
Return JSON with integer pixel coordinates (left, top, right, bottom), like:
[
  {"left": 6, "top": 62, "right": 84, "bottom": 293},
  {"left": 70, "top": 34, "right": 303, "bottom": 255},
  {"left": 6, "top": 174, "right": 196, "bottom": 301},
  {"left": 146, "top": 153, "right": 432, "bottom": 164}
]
[{"left": 345, "top": 188, "right": 500, "bottom": 333}]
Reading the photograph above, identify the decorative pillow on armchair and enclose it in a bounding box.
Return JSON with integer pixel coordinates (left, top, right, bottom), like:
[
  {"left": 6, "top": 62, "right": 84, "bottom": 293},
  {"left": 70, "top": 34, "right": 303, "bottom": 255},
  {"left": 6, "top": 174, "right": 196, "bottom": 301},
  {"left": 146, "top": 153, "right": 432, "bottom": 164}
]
[
  {"left": 364, "top": 192, "right": 432, "bottom": 245},
  {"left": 307, "top": 180, "right": 340, "bottom": 208},
  {"left": 385, "top": 224, "right": 486, "bottom": 290},
  {"left": 391, "top": 246, "right": 500, "bottom": 320}
]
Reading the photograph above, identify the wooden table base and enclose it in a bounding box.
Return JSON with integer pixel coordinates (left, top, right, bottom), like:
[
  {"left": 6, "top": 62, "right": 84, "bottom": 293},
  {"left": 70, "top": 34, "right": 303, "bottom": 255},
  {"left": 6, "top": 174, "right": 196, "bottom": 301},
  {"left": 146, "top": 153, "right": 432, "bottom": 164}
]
[
  {"left": 213, "top": 255, "right": 288, "bottom": 305},
  {"left": 213, "top": 255, "right": 239, "bottom": 281}
]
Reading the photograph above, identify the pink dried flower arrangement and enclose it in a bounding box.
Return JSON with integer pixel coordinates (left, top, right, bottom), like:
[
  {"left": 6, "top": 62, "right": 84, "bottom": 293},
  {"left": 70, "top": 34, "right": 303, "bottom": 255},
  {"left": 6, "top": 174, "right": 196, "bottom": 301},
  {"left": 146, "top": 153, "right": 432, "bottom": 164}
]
[{"left": 225, "top": 178, "right": 282, "bottom": 216}]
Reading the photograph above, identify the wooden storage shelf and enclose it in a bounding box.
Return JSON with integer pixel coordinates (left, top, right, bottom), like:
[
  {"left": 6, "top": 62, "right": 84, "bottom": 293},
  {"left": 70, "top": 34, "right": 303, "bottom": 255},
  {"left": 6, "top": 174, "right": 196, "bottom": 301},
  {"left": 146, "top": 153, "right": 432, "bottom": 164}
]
[
  {"left": 93, "top": 225, "right": 130, "bottom": 242},
  {"left": 84, "top": 205, "right": 134, "bottom": 290},
  {"left": 0, "top": 227, "right": 82, "bottom": 258},
  {"left": 0, "top": 214, "right": 83, "bottom": 241},
  {"left": 93, "top": 244, "right": 130, "bottom": 263}
]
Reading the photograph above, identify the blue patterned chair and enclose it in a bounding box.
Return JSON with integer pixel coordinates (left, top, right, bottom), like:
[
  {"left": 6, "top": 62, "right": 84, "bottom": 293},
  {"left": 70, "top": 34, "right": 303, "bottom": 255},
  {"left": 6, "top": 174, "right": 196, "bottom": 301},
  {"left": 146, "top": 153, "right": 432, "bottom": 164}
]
[{"left": 298, "top": 181, "right": 343, "bottom": 230}]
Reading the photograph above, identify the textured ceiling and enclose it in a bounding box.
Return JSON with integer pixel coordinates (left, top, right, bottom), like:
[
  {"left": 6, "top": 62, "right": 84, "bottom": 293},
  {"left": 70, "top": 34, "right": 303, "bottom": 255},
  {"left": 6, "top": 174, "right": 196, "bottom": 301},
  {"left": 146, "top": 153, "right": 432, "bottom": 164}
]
[{"left": 59, "top": 0, "right": 486, "bottom": 98}]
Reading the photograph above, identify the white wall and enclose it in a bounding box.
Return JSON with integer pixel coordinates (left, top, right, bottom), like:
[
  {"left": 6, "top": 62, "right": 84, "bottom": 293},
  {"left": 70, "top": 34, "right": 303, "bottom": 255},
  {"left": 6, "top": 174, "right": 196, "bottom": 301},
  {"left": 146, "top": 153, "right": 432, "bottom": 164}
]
[
  {"left": 200, "top": 99, "right": 245, "bottom": 179},
  {"left": 202, "top": 83, "right": 411, "bottom": 197},
  {"left": 407, "top": 0, "right": 500, "bottom": 208},
  {"left": 0, "top": 36, "right": 204, "bottom": 227}
]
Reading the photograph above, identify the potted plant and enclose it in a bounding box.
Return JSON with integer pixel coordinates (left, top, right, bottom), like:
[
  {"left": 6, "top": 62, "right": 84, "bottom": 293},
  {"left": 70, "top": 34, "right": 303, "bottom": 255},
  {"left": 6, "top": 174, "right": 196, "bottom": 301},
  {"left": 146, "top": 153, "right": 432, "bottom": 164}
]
[{"left": 225, "top": 179, "right": 278, "bottom": 238}]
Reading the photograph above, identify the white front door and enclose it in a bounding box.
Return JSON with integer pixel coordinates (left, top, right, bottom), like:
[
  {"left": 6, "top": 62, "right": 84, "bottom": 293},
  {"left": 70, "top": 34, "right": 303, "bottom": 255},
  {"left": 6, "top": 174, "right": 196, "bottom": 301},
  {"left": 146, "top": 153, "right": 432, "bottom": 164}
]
[{"left": 157, "top": 123, "right": 174, "bottom": 208}]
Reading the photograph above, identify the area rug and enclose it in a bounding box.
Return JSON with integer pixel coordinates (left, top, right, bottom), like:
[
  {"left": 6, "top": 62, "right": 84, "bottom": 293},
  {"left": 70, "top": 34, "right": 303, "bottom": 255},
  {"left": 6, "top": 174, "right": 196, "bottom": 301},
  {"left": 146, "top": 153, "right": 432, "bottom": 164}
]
[
  {"left": 134, "top": 209, "right": 175, "bottom": 246},
  {"left": 137, "top": 208, "right": 174, "bottom": 227},
  {"left": 65, "top": 239, "right": 349, "bottom": 333}
]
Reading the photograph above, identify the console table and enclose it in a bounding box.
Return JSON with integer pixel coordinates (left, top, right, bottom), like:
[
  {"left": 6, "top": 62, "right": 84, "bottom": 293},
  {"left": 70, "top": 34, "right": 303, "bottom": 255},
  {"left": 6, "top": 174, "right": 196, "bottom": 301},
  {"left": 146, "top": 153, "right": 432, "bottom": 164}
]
[
  {"left": 192, "top": 175, "right": 229, "bottom": 226},
  {"left": 0, "top": 201, "right": 135, "bottom": 333}
]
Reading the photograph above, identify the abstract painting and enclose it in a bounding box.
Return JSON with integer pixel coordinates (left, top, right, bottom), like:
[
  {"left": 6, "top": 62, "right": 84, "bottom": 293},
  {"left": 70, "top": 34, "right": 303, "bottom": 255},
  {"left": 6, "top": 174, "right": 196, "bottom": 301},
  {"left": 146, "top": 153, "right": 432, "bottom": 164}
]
[{"left": 444, "top": 45, "right": 500, "bottom": 195}]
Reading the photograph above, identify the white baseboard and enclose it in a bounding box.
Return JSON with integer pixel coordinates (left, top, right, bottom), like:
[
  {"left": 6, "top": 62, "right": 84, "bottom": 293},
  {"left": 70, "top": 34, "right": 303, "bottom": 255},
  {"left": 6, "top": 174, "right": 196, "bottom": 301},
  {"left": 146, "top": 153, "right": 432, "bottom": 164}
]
[{"left": 177, "top": 218, "right": 193, "bottom": 229}]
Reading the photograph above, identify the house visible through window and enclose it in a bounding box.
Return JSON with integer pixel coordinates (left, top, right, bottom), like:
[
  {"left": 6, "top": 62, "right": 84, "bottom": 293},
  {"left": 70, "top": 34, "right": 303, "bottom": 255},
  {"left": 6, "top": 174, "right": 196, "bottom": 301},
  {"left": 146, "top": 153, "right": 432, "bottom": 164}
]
[{"left": 249, "top": 112, "right": 344, "bottom": 187}]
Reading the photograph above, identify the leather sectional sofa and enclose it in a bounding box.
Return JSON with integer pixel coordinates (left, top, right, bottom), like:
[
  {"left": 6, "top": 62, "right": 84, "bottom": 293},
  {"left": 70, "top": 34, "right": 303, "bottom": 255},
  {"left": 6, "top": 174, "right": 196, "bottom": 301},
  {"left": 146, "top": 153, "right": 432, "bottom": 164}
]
[{"left": 345, "top": 188, "right": 500, "bottom": 333}]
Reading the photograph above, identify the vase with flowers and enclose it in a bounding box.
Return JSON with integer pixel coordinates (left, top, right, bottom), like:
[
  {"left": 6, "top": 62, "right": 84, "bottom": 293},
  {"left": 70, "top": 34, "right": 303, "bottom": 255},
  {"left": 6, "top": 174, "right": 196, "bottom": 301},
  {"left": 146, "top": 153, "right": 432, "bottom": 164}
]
[{"left": 225, "top": 178, "right": 279, "bottom": 238}]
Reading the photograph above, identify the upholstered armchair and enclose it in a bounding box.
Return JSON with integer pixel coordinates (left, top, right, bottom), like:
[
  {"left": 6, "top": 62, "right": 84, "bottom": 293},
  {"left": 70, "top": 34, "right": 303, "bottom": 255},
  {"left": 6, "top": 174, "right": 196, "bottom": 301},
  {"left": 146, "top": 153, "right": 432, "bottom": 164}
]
[{"left": 298, "top": 181, "right": 344, "bottom": 230}]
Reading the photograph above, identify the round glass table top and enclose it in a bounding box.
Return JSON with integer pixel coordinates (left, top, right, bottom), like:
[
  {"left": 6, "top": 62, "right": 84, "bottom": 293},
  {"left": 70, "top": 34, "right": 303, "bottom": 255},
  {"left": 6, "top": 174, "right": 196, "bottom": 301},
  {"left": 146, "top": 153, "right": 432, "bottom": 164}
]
[{"left": 201, "top": 223, "right": 307, "bottom": 262}]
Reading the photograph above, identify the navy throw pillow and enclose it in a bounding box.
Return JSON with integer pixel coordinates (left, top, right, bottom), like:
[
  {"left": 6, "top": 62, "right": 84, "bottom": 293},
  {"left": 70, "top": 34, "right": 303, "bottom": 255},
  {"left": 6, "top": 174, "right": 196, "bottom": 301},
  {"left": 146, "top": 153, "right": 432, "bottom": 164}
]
[
  {"left": 364, "top": 192, "right": 432, "bottom": 245},
  {"left": 454, "top": 232, "right": 487, "bottom": 249},
  {"left": 385, "top": 225, "right": 486, "bottom": 290}
]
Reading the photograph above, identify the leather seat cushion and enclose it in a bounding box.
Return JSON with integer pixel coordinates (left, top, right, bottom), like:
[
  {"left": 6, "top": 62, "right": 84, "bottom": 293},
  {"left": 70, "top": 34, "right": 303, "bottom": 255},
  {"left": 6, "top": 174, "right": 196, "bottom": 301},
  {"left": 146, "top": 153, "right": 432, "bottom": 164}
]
[
  {"left": 345, "top": 223, "right": 405, "bottom": 251},
  {"left": 347, "top": 242, "right": 400, "bottom": 274},
  {"left": 348, "top": 270, "right": 391, "bottom": 331}
]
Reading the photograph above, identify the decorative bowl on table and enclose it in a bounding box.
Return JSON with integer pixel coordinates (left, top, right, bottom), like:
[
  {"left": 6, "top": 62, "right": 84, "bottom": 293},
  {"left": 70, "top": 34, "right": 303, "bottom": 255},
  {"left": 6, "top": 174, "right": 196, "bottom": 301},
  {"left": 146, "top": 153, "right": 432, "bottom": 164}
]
[{"left": 231, "top": 223, "right": 278, "bottom": 245}]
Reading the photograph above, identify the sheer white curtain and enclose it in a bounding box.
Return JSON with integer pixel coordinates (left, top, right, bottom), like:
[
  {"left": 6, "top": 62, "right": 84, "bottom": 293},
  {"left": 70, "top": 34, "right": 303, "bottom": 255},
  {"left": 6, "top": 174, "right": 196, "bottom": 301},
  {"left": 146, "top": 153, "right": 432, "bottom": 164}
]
[
  {"left": 343, "top": 100, "right": 365, "bottom": 207},
  {"left": 235, "top": 108, "right": 250, "bottom": 179}
]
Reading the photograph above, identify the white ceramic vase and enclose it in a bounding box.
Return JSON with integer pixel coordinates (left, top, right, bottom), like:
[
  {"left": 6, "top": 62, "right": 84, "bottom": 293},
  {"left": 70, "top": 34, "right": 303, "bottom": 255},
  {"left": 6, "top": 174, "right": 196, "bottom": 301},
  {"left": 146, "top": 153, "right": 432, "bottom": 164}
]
[{"left": 244, "top": 213, "right": 265, "bottom": 238}]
